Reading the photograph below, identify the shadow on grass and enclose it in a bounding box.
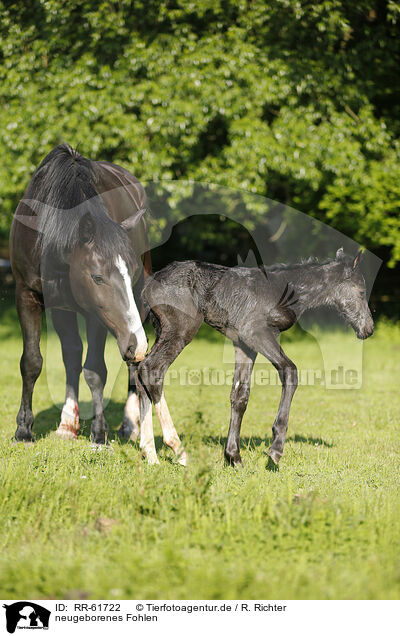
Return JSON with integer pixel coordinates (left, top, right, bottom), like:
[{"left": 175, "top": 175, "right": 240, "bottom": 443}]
[
  {"left": 33, "top": 401, "right": 167, "bottom": 454},
  {"left": 201, "top": 434, "right": 334, "bottom": 450},
  {"left": 34, "top": 400, "right": 132, "bottom": 441},
  {"left": 32, "top": 402, "right": 333, "bottom": 452}
]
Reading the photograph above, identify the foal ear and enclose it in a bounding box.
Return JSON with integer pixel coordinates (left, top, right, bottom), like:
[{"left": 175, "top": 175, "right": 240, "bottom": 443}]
[
  {"left": 120, "top": 208, "right": 146, "bottom": 232},
  {"left": 352, "top": 250, "right": 364, "bottom": 271},
  {"left": 336, "top": 247, "right": 345, "bottom": 260},
  {"left": 78, "top": 211, "right": 95, "bottom": 245}
]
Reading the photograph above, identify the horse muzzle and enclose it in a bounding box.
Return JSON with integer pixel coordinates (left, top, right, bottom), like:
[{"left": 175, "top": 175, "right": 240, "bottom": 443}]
[
  {"left": 124, "top": 344, "right": 146, "bottom": 363},
  {"left": 120, "top": 331, "right": 148, "bottom": 363}
]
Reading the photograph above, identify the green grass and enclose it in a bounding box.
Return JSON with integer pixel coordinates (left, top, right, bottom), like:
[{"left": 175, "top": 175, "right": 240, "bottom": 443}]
[{"left": 0, "top": 303, "right": 399, "bottom": 600}]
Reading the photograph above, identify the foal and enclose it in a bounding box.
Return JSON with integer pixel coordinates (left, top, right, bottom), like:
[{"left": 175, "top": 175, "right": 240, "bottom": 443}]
[{"left": 136, "top": 248, "right": 374, "bottom": 466}]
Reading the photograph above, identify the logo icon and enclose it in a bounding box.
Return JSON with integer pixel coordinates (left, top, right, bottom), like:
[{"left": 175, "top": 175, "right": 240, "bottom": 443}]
[{"left": 2, "top": 602, "right": 50, "bottom": 634}]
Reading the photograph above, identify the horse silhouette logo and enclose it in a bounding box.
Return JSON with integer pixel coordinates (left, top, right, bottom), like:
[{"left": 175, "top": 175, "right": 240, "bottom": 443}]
[{"left": 2, "top": 602, "right": 50, "bottom": 633}]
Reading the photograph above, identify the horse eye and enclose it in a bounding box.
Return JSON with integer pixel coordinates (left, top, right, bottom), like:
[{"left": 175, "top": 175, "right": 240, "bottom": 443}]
[{"left": 91, "top": 274, "right": 105, "bottom": 285}]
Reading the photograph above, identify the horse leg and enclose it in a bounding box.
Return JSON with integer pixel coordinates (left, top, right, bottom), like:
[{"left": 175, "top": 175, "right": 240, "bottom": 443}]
[
  {"left": 52, "top": 309, "right": 83, "bottom": 440},
  {"left": 242, "top": 329, "right": 298, "bottom": 465},
  {"left": 225, "top": 343, "right": 256, "bottom": 467},
  {"left": 83, "top": 315, "right": 108, "bottom": 444},
  {"left": 15, "top": 284, "right": 43, "bottom": 442},
  {"left": 138, "top": 316, "right": 202, "bottom": 465},
  {"left": 118, "top": 365, "right": 140, "bottom": 441}
]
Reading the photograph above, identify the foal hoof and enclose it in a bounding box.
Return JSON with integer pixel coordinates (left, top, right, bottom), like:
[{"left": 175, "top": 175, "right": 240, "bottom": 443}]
[
  {"left": 177, "top": 450, "right": 188, "bottom": 467},
  {"left": 225, "top": 455, "right": 243, "bottom": 469},
  {"left": 146, "top": 454, "right": 160, "bottom": 466},
  {"left": 230, "top": 460, "right": 244, "bottom": 470},
  {"left": 266, "top": 448, "right": 282, "bottom": 470}
]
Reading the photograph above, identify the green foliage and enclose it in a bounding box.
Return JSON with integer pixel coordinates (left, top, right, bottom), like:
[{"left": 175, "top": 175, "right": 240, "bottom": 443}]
[{"left": 0, "top": 1, "right": 399, "bottom": 261}]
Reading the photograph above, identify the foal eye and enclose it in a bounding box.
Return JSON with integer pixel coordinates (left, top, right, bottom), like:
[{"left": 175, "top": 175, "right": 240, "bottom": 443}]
[{"left": 91, "top": 274, "right": 105, "bottom": 285}]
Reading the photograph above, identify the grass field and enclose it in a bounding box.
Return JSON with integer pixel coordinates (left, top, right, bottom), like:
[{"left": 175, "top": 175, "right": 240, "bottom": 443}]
[{"left": 0, "top": 301, "right": 399, "bottom": 600}]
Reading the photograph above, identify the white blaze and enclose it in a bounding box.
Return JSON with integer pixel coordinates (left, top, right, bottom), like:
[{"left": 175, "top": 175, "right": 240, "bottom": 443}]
[{"left": 115, "top": 255, "right": 148, "bottom": 359}]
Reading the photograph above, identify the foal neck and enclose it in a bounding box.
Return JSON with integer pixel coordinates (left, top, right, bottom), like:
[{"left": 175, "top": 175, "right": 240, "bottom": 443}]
[{"left": 276, "top": 262, "right": 338, "bottom": 316}]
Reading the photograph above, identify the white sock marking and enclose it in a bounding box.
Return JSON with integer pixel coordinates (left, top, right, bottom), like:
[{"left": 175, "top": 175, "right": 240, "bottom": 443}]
[
  {"left": 155, "top": 392, "right": 187, "bottom": 466},
  {"left": 56, "top": 398, "right": 80, "bottom": 439},
  {"left": 140, "top": 400, "right": 159, "bottom": 465},
  {"left": 124, "top": 392, "right": 140, "bottom": 440}
]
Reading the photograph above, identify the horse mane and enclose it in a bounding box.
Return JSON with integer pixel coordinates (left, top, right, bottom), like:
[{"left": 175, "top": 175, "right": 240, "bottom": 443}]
[{"left": 28, "top": 144, "right": 132, "bottom": 267}]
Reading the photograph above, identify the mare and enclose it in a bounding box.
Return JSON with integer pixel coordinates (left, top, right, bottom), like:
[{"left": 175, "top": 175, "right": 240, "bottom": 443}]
[{"left": 10, "top": 144, "right": 152, "bottom": 445}]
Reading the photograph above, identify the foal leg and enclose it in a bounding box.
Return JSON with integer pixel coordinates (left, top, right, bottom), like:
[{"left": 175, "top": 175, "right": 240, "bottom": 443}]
[
  {"left": 154, "top": 389, "right": 187, "bottom": 466},
  {"left": 138, "top": 317, "right": 202, "bottom": 465},
  {"left": 83, "top": 315, "right": 108, "bottom": 444},
  {"left": 52, "top": 309, "right": 83, "bottom": 440},
  {"left": 242, "top": 329, "right": 298, "bottom": 465},
  {"left": 136, "top": 371, "right": 159, "bottom": 465},
  {"left": 15, "top": 284, "right": 43, "bottom": 442},
  {"left": 118, "top": 365, "right": 140, "bottom": 441},
  {"left": 225, "top": 343, "right": 256, "bottom": 467}
]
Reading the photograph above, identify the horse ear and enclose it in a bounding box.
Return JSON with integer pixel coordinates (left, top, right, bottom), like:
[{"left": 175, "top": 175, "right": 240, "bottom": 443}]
[
  {"left": 78, "top": 211, "right": 95, "bottom": 245},
  {"left": 336, "top": 247, "right": 344, "bottom": 260},
  {"left": 352, "top": 250, "right": 364, "bottom": 271},
  {"left": 120, "top": 208, "right": 146, "bottom": 232}
]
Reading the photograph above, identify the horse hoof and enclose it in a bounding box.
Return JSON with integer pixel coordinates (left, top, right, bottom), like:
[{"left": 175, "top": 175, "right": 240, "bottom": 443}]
[
  {"left": 55, "top": 424, "right": 78, "bottom": 440},
  {"left": 118, "top": 417, "right": 139, "bottom": 442},
  {"left": 118, "top": 420, "right": 132, "bottom": 440},
  {"left": 91, "top": 435, "right": 106, "bottom": 445},
  {"left": 90, "top": 443, "right": 113, "bottom": 452},
  {"left": 14, "top": 429, "right": 34, "bottom": 443},
  {"left": 12, "top": 438, "right": 34, "bottom": 446}
]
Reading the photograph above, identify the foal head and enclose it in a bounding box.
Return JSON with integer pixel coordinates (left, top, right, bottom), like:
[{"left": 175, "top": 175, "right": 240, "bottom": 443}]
[
  {"left": 69, "top": 211, "right": 148, "bottom": 363},
  {"left": 330, "top": 248, "right": 374, "bottom": 340}
]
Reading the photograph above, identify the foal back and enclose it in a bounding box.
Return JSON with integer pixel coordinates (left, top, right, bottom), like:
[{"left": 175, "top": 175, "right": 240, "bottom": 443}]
[{"left": 144, "top": 260, "right": 293, "bottom": 341}]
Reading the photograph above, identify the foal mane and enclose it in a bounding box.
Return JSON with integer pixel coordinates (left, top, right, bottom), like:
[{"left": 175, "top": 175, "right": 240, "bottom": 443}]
[
  {"left": 263, "top": 256, "right": 337, "bottom": 273},
  {"left": 29, "top": 144, "right": 132, "bottom": 266}
]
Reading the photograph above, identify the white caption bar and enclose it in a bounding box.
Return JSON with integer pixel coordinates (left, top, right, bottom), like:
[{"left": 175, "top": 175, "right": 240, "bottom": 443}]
[{"left": 1, "top": 599, "right": 398, "bottom": 636}]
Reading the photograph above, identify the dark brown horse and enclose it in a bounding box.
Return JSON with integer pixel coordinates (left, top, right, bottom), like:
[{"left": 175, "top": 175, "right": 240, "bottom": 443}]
[{"left": 10, "top": 144, "right": 151, "bottom": 445}]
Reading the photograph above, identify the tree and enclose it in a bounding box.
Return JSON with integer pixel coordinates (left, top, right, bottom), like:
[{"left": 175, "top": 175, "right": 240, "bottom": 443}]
[{"left": 0, "top": 1, "right": 399, "bottom": 263}]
